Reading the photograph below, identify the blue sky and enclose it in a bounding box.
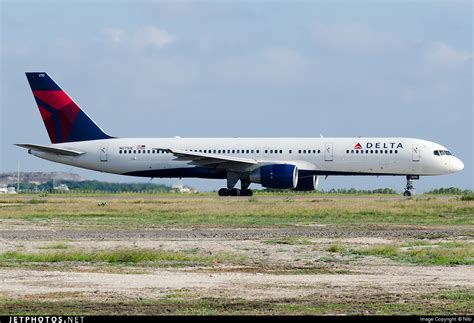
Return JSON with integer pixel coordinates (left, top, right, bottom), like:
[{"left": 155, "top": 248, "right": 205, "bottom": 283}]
[{"left": 1, "top": 1, "right": 472, "bottom": 191}]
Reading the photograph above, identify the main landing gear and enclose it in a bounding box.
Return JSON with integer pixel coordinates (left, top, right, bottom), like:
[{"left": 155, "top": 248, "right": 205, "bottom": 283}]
[
  {"left": 218, "top": 176, "right": 253, "bottom": 197},
  {"left": 403, "top": 175, "right": 419, "bottom": 197},
  {"left": 218, "top": 188, "right": 253, "bottom": 197}
]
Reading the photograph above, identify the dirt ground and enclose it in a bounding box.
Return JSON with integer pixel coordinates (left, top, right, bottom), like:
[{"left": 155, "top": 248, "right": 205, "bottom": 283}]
[
  {"left": 0, "top": 194, "right": 473, "bottom": 315},
  {"left": 1, "top": 230, "right": 473, "bottom": 311}
]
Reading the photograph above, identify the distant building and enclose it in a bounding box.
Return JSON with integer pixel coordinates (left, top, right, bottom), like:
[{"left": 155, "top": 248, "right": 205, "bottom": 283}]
[
  {"left": 170, "top": 184, "right": 197, "bottom": 193},
  {"left": 0, "top": 172, "right": 85, "bottom": 186},
  {"left": 53, "top": 184, "right": 70, "bottom": 192},
  {"left": 0, "top": 185, "right": 17, "bottom": 194}
]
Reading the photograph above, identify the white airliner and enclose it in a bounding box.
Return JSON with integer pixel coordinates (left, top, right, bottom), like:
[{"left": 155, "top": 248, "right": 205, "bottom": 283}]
[{"left": 16, "top": 72, "right": 464, "bottom": 196}]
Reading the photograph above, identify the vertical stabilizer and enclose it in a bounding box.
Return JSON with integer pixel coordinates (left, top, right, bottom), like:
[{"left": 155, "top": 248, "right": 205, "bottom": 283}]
[{"left": 25, "top": 72, "right": 113, "bottom": 143}]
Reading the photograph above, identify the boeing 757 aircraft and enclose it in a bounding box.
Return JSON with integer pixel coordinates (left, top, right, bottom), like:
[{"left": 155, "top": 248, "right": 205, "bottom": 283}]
[{"left": 16, "top": 72, "right": 464, "bottom": 196}]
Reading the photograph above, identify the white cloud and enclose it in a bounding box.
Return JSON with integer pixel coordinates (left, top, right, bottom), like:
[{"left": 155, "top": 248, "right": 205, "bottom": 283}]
[
  {"left": 213, "top": 47, "right": 308, "bottom": 84},
  {"left": 311, "top": 22, "right": 402, "bottom": 54},
  {"left": 262, "top": 47, "right": 305, "bottom": 68},
  {"left": 102, "top": 28, "right": 124, "bottom": 44},
  {"left": 425, "top": 42, "right": 472, "bottom": 68},
  {"left": 101, "top": 26, "right": 176, "bottom": 49},
  {"left": 139, "top": 26, "right": 175, "bottom": 48}
]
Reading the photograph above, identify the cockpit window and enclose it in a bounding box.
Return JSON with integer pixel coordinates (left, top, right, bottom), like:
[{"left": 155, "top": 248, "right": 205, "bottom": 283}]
[{"left": 434, "top": 150, "right": 453, "bottom": 156}]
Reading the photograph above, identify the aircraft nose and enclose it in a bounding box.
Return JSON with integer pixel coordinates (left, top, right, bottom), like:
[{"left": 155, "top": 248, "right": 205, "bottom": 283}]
[{"left": 454, "top": 158, "right": 464, "bottom": 172}]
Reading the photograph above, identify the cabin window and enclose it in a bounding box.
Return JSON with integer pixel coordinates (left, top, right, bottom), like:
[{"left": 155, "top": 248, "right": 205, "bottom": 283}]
[
  {"left": 279, "top": 150, "right": 283, "bottom": 154},
  {"left": 298, "top": 150, "right": 301, "bottom": 154},
  {"left": 119, "top": 150, "right": 122, "bottom": 154},
  {"left": 351, "top": 150, "right": 354, "bottom": 154},
  {"left": 356, "top": 150, "right": 359, "bottom": 154},
  {"left": 133, "top": 150, "right": 136, "bottom": 154},
  {"left": 395, "top": 150, "right": 398, "bottom": 154},
  {"left": 289, "top": 150, "right": 292, "bottom": 154},
  {"left": 370, "top": 150, "right": 373, "bottom": 154},
  {"left": 346, "top": 150, "right": 349, "bottom": 154}
]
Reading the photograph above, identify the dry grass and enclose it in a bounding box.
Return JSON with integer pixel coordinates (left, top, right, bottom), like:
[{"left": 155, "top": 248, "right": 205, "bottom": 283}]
[
  {"left": 0, "top": 195, "right": 472, "bottom": 227},
  {"left": 350, "top": 241, "right": 474, "bottom": 265},
  {"left": 0, "top": 248, "right": 245, "bottom": 267}
]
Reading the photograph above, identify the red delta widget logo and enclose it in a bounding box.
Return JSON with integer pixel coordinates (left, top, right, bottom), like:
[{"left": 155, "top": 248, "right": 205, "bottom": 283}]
[{"left": 354, "top": 142, "right": 403, "bottom": 149}]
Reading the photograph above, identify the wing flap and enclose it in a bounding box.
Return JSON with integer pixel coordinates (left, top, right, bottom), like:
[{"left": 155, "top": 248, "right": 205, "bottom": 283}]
[
  {"left": 161, "top": 148, "right": 258, "bottom": 166},
  {"left": 15, "top": 144, "right": 85, "bottom": 156}
]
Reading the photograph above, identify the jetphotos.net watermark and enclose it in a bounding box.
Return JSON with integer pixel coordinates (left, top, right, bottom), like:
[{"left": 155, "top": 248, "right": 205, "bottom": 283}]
[{"left": 7, "top": 317, "right": 84, "bottom": 323}]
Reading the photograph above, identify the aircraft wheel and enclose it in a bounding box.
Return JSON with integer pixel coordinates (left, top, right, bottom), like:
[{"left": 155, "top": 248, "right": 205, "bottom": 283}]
[
  {"left": 218, "top": 188, "right": 229, "bottom": 196},
  {"left": 403, "top": 190, "right": 412, "bottom": 197},
  {"left": 229, "top": 188, "right": 241, "bottom": 196},
  {"left": 241, "top": 189, "right": 253, "bottom": 197}
]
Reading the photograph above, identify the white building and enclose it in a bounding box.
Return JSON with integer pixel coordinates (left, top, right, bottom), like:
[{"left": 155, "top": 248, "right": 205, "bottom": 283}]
[
  {"left": 0, "top": 185, "right": 17, "bottom": 194},
  {"left": 170, "top": 183, "right": 197, "bottom": 193}
]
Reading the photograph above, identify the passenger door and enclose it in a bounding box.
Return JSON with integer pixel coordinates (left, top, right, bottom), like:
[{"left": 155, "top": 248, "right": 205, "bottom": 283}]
[
  {"left": 412, "top": 145, "right": 420, "bottom": 162},
  {"left": 100, "top": 144, "right": 108, "bottom": 162},
  {"left": 324, "top": 143, "right": 333, "bottom": 161}
]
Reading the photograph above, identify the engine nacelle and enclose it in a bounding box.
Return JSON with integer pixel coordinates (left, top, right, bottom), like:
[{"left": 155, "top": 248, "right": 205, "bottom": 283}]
[
  {"left": 293, "top": 175, "right": 319, "bottom": 191},
  {"left": 250, "top": 164, "right": 298, "bottom": 189}
]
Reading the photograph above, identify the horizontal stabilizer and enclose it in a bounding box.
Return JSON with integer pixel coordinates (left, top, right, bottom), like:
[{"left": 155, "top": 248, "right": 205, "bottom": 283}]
[{"left": 15, "top": 144, "right": 85, "bottom": 156}]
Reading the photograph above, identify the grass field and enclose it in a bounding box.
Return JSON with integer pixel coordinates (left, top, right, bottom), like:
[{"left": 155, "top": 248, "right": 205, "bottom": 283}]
[
  {"left": 0, "top": 193, "right": 473, "bottom": 315},
  {"left": 1, "top": 194, "right": 473, "bottom": 227}
]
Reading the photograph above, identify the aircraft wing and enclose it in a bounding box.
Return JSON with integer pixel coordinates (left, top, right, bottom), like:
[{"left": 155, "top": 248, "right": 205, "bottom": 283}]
[
  {"left": 15, "top": 144, "right": 85, "bottom": 157},
  {"left": 160, "top": 148, "right": 258, "bottom": 167}
]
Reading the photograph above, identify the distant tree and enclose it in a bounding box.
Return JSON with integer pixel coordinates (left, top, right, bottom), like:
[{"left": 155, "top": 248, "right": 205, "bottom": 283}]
[
  {"left": 426, "top": 187, "right": 472, "bottom": 195},
  {"left": 19, "top": 180, "right": 171, "bottom": 193}
]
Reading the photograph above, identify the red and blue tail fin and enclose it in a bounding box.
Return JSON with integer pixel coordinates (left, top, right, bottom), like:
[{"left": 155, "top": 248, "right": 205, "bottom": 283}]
[{"left": 25, "top": 72, "right": 113, "bottom": 144}]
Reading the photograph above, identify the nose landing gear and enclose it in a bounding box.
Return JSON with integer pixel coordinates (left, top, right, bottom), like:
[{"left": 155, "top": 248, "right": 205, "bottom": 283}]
[{"left": 403, "top": 175, "right": 419, "bottom": 196}]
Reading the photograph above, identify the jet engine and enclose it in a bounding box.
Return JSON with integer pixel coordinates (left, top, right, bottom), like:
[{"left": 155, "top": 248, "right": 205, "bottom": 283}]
[
  {"left": 250, "top": 164, "right": 298, "bottom": 189},
  {"left": 293, "top": 175, "right": 319, "bottom": 191}
]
